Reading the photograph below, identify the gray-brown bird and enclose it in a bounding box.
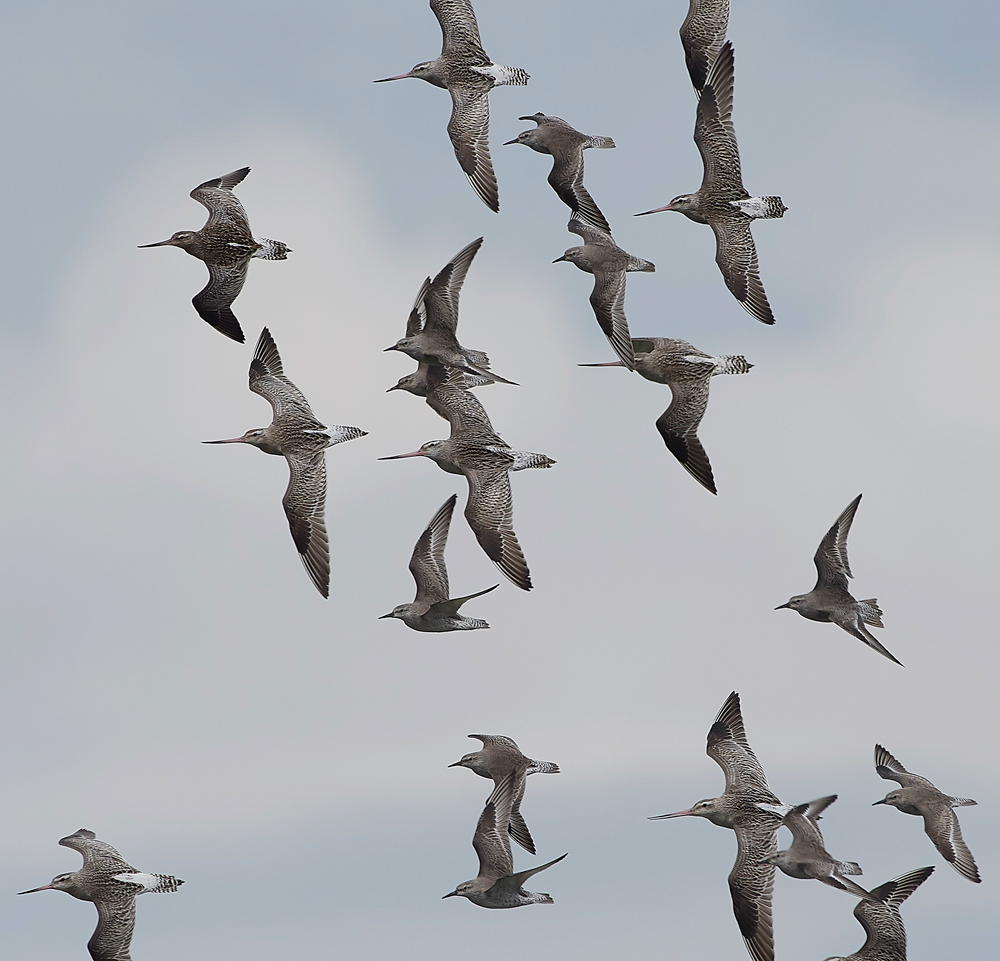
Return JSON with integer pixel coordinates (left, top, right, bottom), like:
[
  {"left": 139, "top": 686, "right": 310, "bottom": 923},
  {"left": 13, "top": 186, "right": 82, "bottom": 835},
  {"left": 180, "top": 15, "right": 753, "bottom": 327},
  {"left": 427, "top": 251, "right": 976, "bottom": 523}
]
[
  {"left": 388, "top": 363, "right": 496, "bottom": 435},
  {"left": 680, "top": 0, "right": 730, "bottom": 93},
  {"left": 873, "top": 745, "right": 980, "bottom": 882},
  {"left": 650, "top": 693, "right": 782, "bottom": 961},
  {"left": 450, "top": 734, "right": 560, "bottom": 855},
  {"left": 504, "top": 113, "right": 615, "bottom": 232},
  {"left": 204, "top": 328, "right": 366, "bottom": 598},
  {"left": 635, "top": 43, "right": 784, "bottom": 324},
  {"left": 776, "top": 494, "right": 901, "bottom": 666},
  {"left": 822, "top": 866, "right": 934, "bottom": 961},
  {"left": 756, "top": 796, "right": 874, "bottom": 900},
  {"left": 139, "top": 167, "right": 289, "bottom": 343},
  {"left": 554, "top": 214, "right": 654, "bottom": 370},
  {"left": 442, "top": 772, "right": 567, "bottom": 908},
  {"left": 18, "top": 828, "right": 183, "bottom": 961},
  {"left": 581, "top": 337, "right": 751, "bottom": 493},
  {"left": 379, "top": 494, "right": 497, "bottom": 631},
  {"left": 374, "top": 0, "right": 529, "bottom": 211},
  {"left": 378, "top": 429, "right": 553, "bottom": 591},
  {"left": 385, "top": 238, "right": 517, "bottom": 385}
]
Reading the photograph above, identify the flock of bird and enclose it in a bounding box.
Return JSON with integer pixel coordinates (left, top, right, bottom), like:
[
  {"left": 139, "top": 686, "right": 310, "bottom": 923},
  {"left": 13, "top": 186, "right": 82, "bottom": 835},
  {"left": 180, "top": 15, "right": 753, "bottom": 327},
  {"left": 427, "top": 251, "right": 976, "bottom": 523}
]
[
  {"left": 14, "top": 0, "right": 984, "bottom": 959},
  {"left": 649, "top": 693, "right": 979, "bottom": 961}
]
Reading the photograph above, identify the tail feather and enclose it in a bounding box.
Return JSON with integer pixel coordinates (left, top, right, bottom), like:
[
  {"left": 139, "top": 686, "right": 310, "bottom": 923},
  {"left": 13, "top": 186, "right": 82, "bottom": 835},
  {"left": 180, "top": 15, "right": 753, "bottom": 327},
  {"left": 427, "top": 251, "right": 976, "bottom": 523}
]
[
  {"left": 584, "top": 136, "right": 615, "bottom": 149},
  {"left": 528, "top": 759, "right": 560, "bottom": 775},
  {"left": 252, "top": 237, "right": 291, "bottom": 260},
  {"left": 715, "top": 354, "right": 753, "bottom": 375},
  {"left": 859, "top": 599, "right": 884, "bottom": 628}
]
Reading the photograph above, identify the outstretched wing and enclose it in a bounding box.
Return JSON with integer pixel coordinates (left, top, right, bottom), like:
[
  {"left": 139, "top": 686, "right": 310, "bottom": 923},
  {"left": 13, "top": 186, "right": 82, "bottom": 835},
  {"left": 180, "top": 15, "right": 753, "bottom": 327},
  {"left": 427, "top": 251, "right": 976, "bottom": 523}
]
[
  {"left": 88, "top": 899, "right": 136, "bottom": 961},
  {"left": 431, "top": 0, "right": 488, "bottom": 60},
  {"left": 589, "top": 269, "right": 636, "bottom": 370},
  {"left": 463, "top": 467, "right": 531, "bottom": 591},
  {"left": 730, "top": 828, "right": 776, "bottom": 961},
  {"left": 190, "top": 167, "right": 252, "bottom": 229},
  {"left": 447, "top": 88, "right": 498, "bottom": 212},
  {"left": 410, "top": 495, "right": 456, "bottom": 606},
  {"left": 814, "top": 494, "right": 863, "bottom": 589},
  {"left": 472, "top": 772, "right": 515, "bottom": 880},
  {"left": 548, "top": 151, "right": 612, "bottom": 233},
  {"left": 710, "top": 218, "right": 774, "bottom": 325},
  {"left": 283, "top": 451, "right": 329, "bottom": 598},
  {"left": 874, "top": 745, "right": 934, "bottom": 789},
  {"left": 924, "top": 807, "right": 981, "bottom": 882},
  {"left": 424, "top": 237, "right": 484, "bottom": 335},
  {"left": 655, "top": 376, "right": 715, "bottom": 493},
  {"left": 705, "top": 692, "right": 774, "bottom": 795},
  {"left": 249, "top": 327, "right": 322, "bottom": 423},
  {"left": 680, "top": 0, "right": 731, "bottom": 93},
  {"left": 694, "top": 43, "right": 743, "bottom": 195},
  {"left": 59, "top": 830, "right": 135, "bottom": 873},
  {"left": 192, "top": 261, "right": 249, "bottom": 343}
]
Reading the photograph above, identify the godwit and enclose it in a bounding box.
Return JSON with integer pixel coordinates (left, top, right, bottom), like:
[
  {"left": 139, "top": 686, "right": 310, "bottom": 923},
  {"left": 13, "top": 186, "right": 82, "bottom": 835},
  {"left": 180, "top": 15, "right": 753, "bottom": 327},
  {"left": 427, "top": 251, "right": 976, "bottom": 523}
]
[
  {"left": 822, "top": 866, "right": 934, "bottom": 961},
  {"left": 374, "top": 0, "right": 529, "bottom": 211},
  {"left": 756, "top": 796, "right": 874, "bottom": 899},
  {"left": 204, "top": 328, "right": 366, "bottom": 598},
  {"left": 139, "top": 167, "right": 289, "bottom": 343},
  {"left": 650, "top": 692, "right": 782, "bottom": 961},
  {"left": 450, "top": 734, "right": 560, "bottom": 855},
  {"left": 872, "top": 745, "right": 980, "bottom": 882},
  {"left": 442, "top": 772, "right": 566, "bottom": 908},
  {"left": 776, "top": 494, "right": 902, "bottom": 665},
  {"left": 680, "top": 0, "right": 730, "bottom": 93},
  {"left": 581, "top": 337, "right": 752, "bottom": 493},
  {"left": 378, "top": 427, "right": 554, "bottom": 591},
  {"left": 553, "top": 213, "right": 654, "bottom": 370},
  {"left": 379, "top": 494, "right": 497, "bottom": 631},
  {"left": 635, "top": 43, "right": 784, "bottom": 325},
  {"left": 18, "top": 828, "right": 183, "bottom": 961},
  {"left": 385, "top": 238, "right": 517, "bottom": 385},
  {"left": 504, "top": 113, "right": 615, "bottom": 232}
]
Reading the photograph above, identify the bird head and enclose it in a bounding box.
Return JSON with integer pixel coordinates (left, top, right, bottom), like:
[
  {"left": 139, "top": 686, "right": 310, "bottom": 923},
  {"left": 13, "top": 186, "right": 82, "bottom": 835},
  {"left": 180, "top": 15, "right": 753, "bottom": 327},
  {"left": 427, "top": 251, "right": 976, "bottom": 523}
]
[
  {"left": 775, "top": 595, "right": 807, "bottom": 611},
  {"left": 635, "top": 195, "right": 693, "bottom": 216},
  {"left": 17, "top": 872, "right": 76, "bottom": 896},
  {"left": 138, "top": 230, "right": 197, "bottom": 249}
]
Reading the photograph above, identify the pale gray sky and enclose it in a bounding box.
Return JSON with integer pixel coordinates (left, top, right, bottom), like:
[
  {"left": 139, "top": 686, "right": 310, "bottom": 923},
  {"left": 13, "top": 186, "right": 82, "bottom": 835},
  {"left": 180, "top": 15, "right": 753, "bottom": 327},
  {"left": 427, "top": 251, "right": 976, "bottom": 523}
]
[{"left": 1, "top": 1, "right": 997, "bottom": 958}]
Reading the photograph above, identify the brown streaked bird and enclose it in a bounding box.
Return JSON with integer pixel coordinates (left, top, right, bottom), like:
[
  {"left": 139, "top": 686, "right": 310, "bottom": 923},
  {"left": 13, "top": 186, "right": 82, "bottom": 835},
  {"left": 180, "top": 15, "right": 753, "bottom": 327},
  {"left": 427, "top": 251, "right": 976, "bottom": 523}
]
[
  {"left": 680, "top": 0, "right": 730, "bottom": 93},
  {"left": 139, "top": 167, "right": 289, "bottom": 343},
  {"left": 379, "top": 494, "right": 498, "bottom": 632},
  {"left": 581, "top": 336, "right": 752, "bottom": 493},
  {"left": 18, "top": 828, "right": 183, "bottom": 961},
  {"left": 757, "top": 796, "right": 875, "bottom": 900},
  {"left": 650, "top": 692, "right": 782, "bottom": 961},
  {"left": 635, "top": 43, "right": 785, "bottom": 325},
  {"left": 385, "top": 237, "right": 517, "bottom": 385},
  {"left": 442, "top": 772, "right": 567, "bottom": 908},
  {"left": 378, "top": 426, "right": 554, "bottom": 592},
  {"left": 204, "top": 328, "right": 366, "bottom": 598},
  {"left": 822, "top": 866, "right": 934, "bottom": 961},
  {"left": 776, "top": 494, "right": 902, "bottom": 666},
  {"left": 450, "top": 734, "right": 560, "bottom": 855},
  {"left": 504, "top": 113, "right": 615, "bottom": 232},
  {"left": 374, "top": 0, "right": 529, "bottom": 211},
  {"left": 554, "top": 213, "right": 655, "bottom": 370},
  {"left": 872, "top": 745, "right": 980, "bottom": 883}
]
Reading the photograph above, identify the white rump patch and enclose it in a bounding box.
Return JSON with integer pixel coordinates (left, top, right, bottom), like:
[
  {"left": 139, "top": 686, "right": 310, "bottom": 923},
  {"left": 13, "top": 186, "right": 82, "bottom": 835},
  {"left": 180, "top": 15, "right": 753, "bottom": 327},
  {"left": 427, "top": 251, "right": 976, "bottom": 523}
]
[
  {"left": 470, "top": 63, "right": 530, "bottom": 86},
  {"left": 113, "top": 872, "right": 160, "bottom": 891}
]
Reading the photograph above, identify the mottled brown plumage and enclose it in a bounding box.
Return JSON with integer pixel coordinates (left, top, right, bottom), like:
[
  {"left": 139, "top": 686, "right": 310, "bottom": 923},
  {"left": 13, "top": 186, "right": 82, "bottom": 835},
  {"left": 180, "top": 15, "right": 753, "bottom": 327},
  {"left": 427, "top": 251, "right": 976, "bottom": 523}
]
[
  {"left": 823, "top": 866, "right": 934, "bottom": 961},
  {"left": 139, "top": 167, "right": 289, "bottom": 342},
  {"left": 203, "top": 328, "right": 366, "bottom": 598},
  {"left": 374, "top": 0, "right": 529, "bottom": 211},
  {"left": 635, "top": 43, "right": 784, "bottom": 324},
  {"left": 679, "top": 0, "right": 730, "bottom": 92},
  {"left": 18, "top": 829, "right": 183, "bottom": 961},
  {"left": 650, "top": 693, "right": 782, "bottom": 961},
  {"left": 581, "top": 337, "right": 752, "bottom": 493}
]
